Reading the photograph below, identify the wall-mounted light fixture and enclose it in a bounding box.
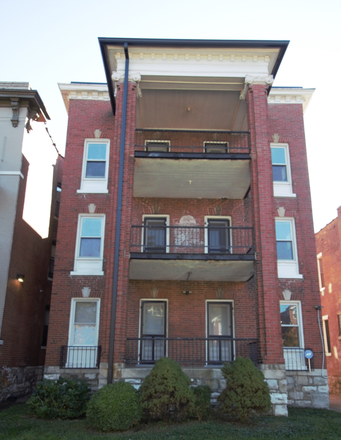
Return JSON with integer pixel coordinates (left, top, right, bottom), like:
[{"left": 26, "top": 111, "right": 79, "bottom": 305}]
[
  {"left": 16, "top": 274, "right": 25, "bottom": 283},
  {"left": 182, "top": 272, "right": 192, "bottom": 295}
]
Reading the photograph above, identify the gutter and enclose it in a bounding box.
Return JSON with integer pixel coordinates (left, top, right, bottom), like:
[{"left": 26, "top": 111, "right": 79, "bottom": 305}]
[{"left": 107, "top": 42, "right": 129, "bottom": 384}]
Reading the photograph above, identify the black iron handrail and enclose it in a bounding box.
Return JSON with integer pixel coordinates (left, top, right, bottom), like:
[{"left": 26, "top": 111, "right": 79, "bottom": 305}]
[
  {"left": 60, "top": 346, "right": 101, "bottom": 369},
  {"left": 130, "top": 225, "right": 254, "bottom": 255},
  {"left": 125, "top": 337, "right": 259, "bottom": 367},
  {"left": 135, "top": 129, "right": 250, "bottom": 154}
]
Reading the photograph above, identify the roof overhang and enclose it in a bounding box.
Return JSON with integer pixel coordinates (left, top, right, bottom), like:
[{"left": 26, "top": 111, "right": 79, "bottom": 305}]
[
  {"left": 58, "top": 82, "right": 109, "bottom": 113},
  {"left": 0, "top": 87, "right": 50, "bottom": 121},
  {"left": 268, "top": 87, "right": 315, "bottom": 113},
  {"left": 99, "top": 38, "right": 289, "bottom": 115}
]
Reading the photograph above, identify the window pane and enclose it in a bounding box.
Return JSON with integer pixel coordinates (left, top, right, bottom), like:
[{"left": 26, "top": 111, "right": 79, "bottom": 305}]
[
  {"left": 208, "top": 304, "right": 231, "bottom": 336},
  {"left": 277, "top": 242, "right": 293, "bottom": 260},
  {"left": 143, "top": 303, "right": 165, "bottom": 335},
  {"left": 280, "top": 304, "right": 298, "bottom": 325},
  {"left": 75, "top": 302, "right": 97, "bottom": 324},
  {"left": 80, "top": 238, "right": 101, "bottom": 257},
  {"left": 282, "top": 327, "right": 299, "bottom": 347},
  {"left": 271, "top": 147, "right": 286, "bottom": 164},
  {"left": 81, "top": 218, "right": 102, "bottom": 237},
  {"left": 87, "top": 143, "right": 106, "bottom": 160},
  {"left": 272, "top": 165, "right": 287, "bottom": 182},
  {"left": 276, "top": 222, "right": 292, "bottom": 240},
  {"left": 86, "top": 161, "right": 105, "bottom": 178},
  {"left": 73, "top": 325, "right": 96, "bottom": 345}
]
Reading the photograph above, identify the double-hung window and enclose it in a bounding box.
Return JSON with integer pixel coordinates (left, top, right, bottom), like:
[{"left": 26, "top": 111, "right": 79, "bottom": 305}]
[
  {"left": 271, "top": 143, "right": 295, "bottom": 197},
  {"left": 71, "top": 215, "right": 105, "bottom": 275},
  {"left": 78, "top": 139, "right": 109, "bottom": 193},
  {"left": 275, "top": 218, "right": 302, "bottom": 278}
]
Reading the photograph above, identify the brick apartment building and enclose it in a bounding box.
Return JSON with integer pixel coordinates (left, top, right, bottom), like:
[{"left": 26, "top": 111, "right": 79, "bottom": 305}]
[
  {"left": 316, "top": 206, "right": 341, "bottom": 394},
  {"left": 0, "top": 82, "right": 63, "bottom": 399},
  {"left": 45, "top": 38, "right": 329, "bottom": 415}
]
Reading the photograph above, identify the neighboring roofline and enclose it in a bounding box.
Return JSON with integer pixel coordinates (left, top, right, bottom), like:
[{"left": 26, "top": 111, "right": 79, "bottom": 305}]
[
  {"left": 99, "top": 37, "right": 289, "bottom": 115},
  {"left": 0, "top": 88, "right": 50, "bottom": 120}
]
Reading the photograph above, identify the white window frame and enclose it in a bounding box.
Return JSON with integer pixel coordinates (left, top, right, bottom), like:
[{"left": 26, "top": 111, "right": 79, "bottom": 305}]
[
  {"left": 204, "top": 216, "right": 232, "bottom": 254},
  {"left": 141, "top": 214, "right": 170, "bottom": 254},
  {"left": 275, "top": 218, "right": 302, "bottom": 279},
  {"left": 67, "top": 298, "right": 100, "bottom": 368},
  {"left": 317, "top": 252, "right": 325, "bottom": 295},
  {"left": 71, "top": 214, "right": 105, "bottom": 276},
  {"left": 77, "top": 139, "right": 110, "bottom": 194},
  {"left": 322, "top": 315, "right": 332, "bottom": 356},
  {"left": 205, "top": 300, "right": 235, "bottom": 365},
  {"left": 271, "top": 143, "right": 296, "bottom": 198},
  {"left": 138, "top": 299, "right": 168, "bottom": 364}
]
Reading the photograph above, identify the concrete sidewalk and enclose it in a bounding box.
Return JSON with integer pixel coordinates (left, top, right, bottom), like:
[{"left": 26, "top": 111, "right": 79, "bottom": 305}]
[{"left": 329, "top": 395, "right": 341, "bottom": 413}]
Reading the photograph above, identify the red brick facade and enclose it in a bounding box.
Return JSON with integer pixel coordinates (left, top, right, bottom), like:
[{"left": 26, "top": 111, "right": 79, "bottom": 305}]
[{"left": 316, "top": 207, "right": 341, "bottom": 393}]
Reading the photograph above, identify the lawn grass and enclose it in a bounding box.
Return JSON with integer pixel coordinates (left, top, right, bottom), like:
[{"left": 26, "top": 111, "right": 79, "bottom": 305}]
[{"left": 0, "top": 404, "right": 341, "bottom": 440}]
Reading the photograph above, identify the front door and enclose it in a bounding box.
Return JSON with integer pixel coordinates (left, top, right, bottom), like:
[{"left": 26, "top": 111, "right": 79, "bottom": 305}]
[
  {"left": 207, "top": 302, "right": 233, "bottom": 364},
  {"left": 140, "top": 301, "right": 166, "bottom": 363},
  {"left": 143, "top": 217, "right": 167, "bottom": 253}
]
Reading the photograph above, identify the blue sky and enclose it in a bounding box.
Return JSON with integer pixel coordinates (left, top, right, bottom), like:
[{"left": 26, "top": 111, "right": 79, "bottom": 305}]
[{"left": 1, "top": 0, "right": 340, "bottom": 232}]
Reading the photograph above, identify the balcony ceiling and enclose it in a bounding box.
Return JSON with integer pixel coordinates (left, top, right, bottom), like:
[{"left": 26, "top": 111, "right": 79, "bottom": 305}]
[
  {"left": 136, "top": 89, "right": 248, "bottom": 131},
  {"left": 133, "top": 158, "right": 250, "bottom": 199},
  {"left": 129, "top": 259, "right": 254, "bottom": 282}
]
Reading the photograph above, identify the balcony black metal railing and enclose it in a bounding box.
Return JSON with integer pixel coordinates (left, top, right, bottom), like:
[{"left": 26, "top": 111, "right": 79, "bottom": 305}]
[
  {"left": 60, "top": 346, "right": 101, "bottom": 369},
  {"left": 130, "top": 225, "right": 254, "bottom": 256},
  {"left": 283, "top": 347, "right": 316, "bottom": 371},
  {"left": 135, "top": 129, "right": 250, "bottom": 156},
  {"left": 125, "top": 337, "right": 259, "bottom": 367}
]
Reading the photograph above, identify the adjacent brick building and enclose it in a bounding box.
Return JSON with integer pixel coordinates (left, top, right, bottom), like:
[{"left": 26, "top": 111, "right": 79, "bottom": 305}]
[
  {"left": 0, "top": 82, "right": 63, "bottom": 399},
  {"left": 316, "top": 206, "right": 341, "bottom": 394},
  {"left": 45, "top": 38, "right": 328, "bottom": 414}
]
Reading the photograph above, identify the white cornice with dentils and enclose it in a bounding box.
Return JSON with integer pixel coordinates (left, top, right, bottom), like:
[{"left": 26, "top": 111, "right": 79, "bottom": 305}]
[
  {"left": 268, "top": 88, "right": 315, "bottom": 113},
  {"left": 58, "top": 83, "right": 109, "bottom": 112},
  {"left": 110, "top": 47, "right": 281, "bottom": 79}
]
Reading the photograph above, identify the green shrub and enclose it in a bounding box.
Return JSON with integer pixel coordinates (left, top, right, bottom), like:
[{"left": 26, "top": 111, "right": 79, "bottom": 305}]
[
  {"left": 139, "top": 357, "right": 195, "bottom": 421},
  {"left": 86, "top": 382, "right": 142, "bottom": 432},
  {"left": 27, "top": 377, "right": 90, "bottom": 419},
  {"left": 192, "top": 385, "right": 211, "bottom": 420},
  {"left": 218, "top": 357, "right": 271, "bottom": 421}
]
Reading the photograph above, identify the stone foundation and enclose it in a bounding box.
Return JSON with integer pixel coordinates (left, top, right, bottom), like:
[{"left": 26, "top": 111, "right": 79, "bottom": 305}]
[
  {"left": 0, "top": 366, "right": 43, "bottom": 402},
  {"left": 44, "top": 363, "right": 330, "bottom": 415},
  {"left": 260, "top": 364, "right": 288, "bottom": 416},
  {"left": 286, "top": 369, "right": 329, "bottom": 409},
  {"left": 44, "top": 366, "right": 100, "bottom": 391}
]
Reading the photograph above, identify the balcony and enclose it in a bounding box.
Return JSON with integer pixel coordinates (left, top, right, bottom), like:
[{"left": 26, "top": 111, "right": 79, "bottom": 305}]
[
  {"left": 129, "top": 224, "right": 255, "bottom": 281},
  {"left": 133, "top": 129, "right": 250, "bottom": 199},
  {"left": 125, "top": 337, "right": 259, "bottom": 367}
]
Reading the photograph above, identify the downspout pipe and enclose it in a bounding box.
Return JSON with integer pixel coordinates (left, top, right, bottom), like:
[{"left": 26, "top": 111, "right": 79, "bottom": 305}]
[{"left": 107, "top": 43, "right": 129, "bottom": 384}]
